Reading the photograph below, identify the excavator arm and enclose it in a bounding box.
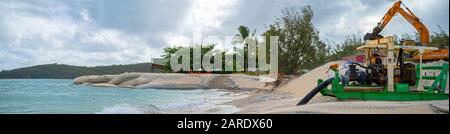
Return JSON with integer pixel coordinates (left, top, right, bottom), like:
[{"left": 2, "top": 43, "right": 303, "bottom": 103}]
[{"left": 365, "top": 1, "right": 430, "bottom": 46}]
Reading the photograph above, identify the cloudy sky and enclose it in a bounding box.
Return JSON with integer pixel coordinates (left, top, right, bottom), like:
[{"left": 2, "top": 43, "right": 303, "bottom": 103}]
[{"left": 0, "top": 0, "right": 448, "bottom": 70}]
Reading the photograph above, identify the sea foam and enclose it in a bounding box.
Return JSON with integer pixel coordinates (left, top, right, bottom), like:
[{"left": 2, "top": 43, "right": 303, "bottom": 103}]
[{"left": 96, "top": 104, "right": 143, "bottom": 114}]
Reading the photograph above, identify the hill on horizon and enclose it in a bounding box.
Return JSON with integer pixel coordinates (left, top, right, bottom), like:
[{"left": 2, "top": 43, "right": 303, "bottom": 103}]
[{"left": 0, "top": 63, "right": 159, "bottom": 79}]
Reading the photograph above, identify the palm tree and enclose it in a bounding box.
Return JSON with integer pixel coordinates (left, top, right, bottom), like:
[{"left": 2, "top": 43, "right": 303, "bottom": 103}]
[
  {"left": 233, "top": 25, "right": 256, "bottom": 44},
  {"left": 232, "top": 25, "right": 256, "bottom": 72}
]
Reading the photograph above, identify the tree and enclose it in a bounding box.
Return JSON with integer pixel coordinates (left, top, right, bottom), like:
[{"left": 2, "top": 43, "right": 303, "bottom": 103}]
[
  {"left": 262, "top": 6, "right": 328, "bottom": 75},
  {"left": 313, "top": 37, "right": 332, "bottom": 68},
  {"left": 329, "top": 35, "right": 364, "bottom": 61},
  {"left": 232, "top": 25, "right": 256, "bottom": 72},
  {"left": 161, "top": 44, "right": 221, "bottom": 73},
  {"left": 430, "top": 25, "right": 449, "bottom": 48},
  {"left": 395, "top": 25, "right": 448, "bottom": 47},
  {"left": 0, "top": 63, "right": 155, "bottom": 79},
  {"left": 161, "top": 46, "right": 183, "bottom": 72}
]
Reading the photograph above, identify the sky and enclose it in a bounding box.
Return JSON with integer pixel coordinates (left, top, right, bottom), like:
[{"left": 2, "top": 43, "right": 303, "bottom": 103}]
[{"left": 0, "top": 0, "right": 448, "bottom": 70}]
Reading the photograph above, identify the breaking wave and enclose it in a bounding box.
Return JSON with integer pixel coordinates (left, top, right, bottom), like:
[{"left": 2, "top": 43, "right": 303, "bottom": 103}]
[{"left": 95, "top": 104, "right": 143, "bottom": 114}]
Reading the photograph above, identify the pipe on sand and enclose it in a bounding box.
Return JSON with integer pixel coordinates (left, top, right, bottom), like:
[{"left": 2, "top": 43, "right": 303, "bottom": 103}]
[{"left": 297, "top": 77, "right": 335, "bottom": 106}]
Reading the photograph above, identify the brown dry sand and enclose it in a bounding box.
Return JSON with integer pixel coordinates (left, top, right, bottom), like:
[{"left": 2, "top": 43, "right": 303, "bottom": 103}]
[{"left": 276, "top": 61, "right": 342, "bottom": 97}]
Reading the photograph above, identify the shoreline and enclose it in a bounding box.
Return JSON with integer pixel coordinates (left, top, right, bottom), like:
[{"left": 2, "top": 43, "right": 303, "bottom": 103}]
[{"left": 156, "top": 89, "right": 252, "bottom": 114}]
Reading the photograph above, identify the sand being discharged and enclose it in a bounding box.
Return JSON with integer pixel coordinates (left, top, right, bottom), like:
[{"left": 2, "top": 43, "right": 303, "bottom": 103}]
[{"left": 277, "top": 61, "right": 343, "bottom": 97}]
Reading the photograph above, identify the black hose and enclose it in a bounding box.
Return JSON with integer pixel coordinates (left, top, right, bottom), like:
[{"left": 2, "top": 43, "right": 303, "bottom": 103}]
[
  {"left": 296, "top": 77, "right": 335, "bottom": 106},
  {"left": 351, "top": 62, "right": 368, "bottom": 69}
]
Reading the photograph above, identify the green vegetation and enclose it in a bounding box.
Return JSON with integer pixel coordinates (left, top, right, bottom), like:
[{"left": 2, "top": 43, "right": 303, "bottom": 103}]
[
  {"left": 262, "top": 6, "right": 330, "bottom": 74},
  {"left": 233, "top": 25, "right": 257, "bottom": 72},
  {"left": 429, "top": 26, "right": 449, "bottom": 48},
  {"left": 396, "top": 25, "right": 449, "bottom": 47},
  {"left": 328, "top": 35, "right": 365, "bottom": 61},
  {"left": 0, "top": 63, "right": 155, "bottom": 79},
  {"left": 161, "top": 44, "right": 232, "bottom": 73}
]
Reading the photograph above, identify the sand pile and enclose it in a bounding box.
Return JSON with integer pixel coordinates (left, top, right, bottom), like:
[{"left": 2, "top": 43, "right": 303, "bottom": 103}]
[{"left": 276, "top": 61, "right": 343, "bottom": 97}]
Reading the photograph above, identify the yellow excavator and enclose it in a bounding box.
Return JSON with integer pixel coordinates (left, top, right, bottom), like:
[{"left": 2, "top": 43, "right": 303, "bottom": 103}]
[{"left": 364, "top": 0, "right": 449, "bottom": 61}]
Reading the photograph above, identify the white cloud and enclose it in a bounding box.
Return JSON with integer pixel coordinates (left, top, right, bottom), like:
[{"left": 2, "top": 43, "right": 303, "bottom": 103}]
[
  {"left": 2, "top": 13, "right": 78, "bottom": 47},
  {"left": 163, "top": 0, "right": 238, "bottom": 47},
  {"left": 0, "top": 1, "right": 156, "bottom": 70},
  {"left": 407, "top": 0, "right": 440, "bottom": 13},
  {"left": 163, "top": 32, "right": 192, "bottom": 47},
  {"left": 184, "top": 0, "right": 238, "bottom": 30},
  {"left": 318, "top": 0, "right": 371, "bottom": 38},
  {"left": 80, "top": 9, "right": 92, "bottom": 22},
  {"left": 83, "top": 29, "right": 133, "bottom": 49}
]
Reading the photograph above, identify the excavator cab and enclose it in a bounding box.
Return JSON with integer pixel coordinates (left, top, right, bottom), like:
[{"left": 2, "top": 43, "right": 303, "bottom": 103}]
[{"left": 364, "top": 24, "right": 383, "bottom": 41}]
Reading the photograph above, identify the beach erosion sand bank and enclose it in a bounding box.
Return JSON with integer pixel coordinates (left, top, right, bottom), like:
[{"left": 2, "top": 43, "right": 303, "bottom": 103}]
[
  {"left": 74, "top": 61, "right": 449, "bottom": 114},
  {"left": 74, "top": 73, "right": 276, "bottom": 91}
]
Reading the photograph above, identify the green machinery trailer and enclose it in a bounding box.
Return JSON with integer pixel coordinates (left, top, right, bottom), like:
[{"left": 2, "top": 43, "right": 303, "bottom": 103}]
[
  {"left": 297, "top": 37, "right": 449, "bottom": 105},
  {"left": 319, "top": 63, "right": 448, "bottom": 101}
]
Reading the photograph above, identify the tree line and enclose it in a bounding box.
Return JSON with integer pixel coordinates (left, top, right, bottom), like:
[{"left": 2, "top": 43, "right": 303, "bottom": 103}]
[{"left": 0, "top": 63, "right": 156, "bottom": 79}]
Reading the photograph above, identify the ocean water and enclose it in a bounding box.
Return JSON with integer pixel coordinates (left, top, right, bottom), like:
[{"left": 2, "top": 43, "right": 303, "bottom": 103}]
[{"left": 0, "top": 79, "right": 246, "bottom": 114}]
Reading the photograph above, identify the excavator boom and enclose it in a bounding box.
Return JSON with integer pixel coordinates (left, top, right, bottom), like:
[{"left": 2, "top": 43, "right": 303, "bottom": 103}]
[
  {"left": 365, "top": 0, "right": 448, "bottom": 62},
  {"left": 365, "top": 1, "right": 429, "bottom": 46}
]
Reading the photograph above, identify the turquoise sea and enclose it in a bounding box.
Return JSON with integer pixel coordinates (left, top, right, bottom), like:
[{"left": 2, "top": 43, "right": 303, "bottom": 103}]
[{"left": 0, "top": 79, "right": 244, "bottom": 114}]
